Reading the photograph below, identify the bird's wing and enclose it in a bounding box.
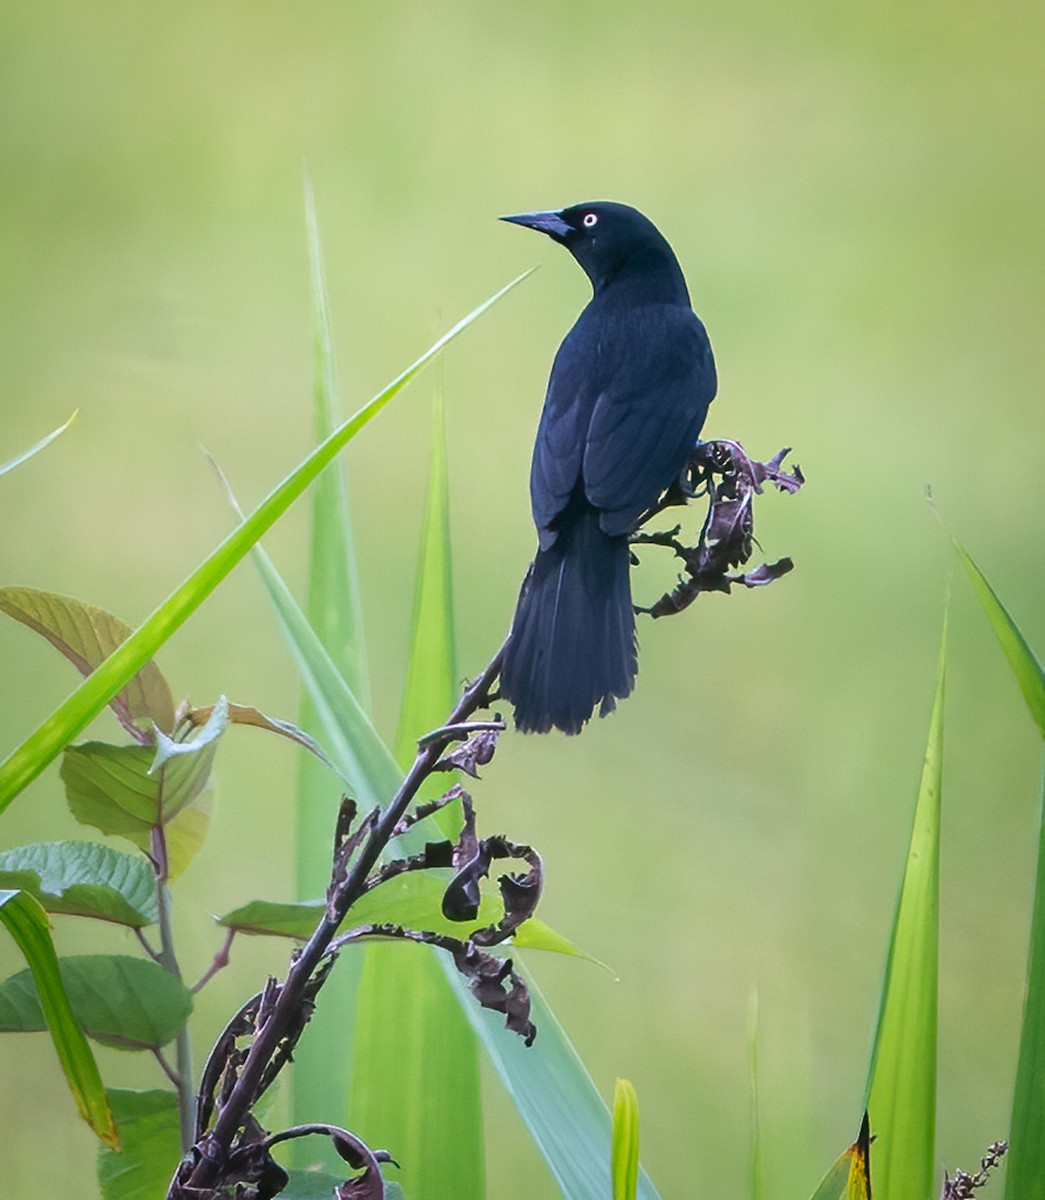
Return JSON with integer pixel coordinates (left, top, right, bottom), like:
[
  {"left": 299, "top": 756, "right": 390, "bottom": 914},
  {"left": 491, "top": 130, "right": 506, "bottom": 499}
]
[
  {"left": 583, "top": 308, "right": 717, "bottom": 536},
  {"left": 529, "top": 329, "right": 596, "bottom": 548}
]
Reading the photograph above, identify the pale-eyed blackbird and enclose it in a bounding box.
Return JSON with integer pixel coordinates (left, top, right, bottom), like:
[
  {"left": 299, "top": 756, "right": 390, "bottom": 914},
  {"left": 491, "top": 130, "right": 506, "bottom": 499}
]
[{"left": 499, "top": 201, "right": 717, "bottom": 734}]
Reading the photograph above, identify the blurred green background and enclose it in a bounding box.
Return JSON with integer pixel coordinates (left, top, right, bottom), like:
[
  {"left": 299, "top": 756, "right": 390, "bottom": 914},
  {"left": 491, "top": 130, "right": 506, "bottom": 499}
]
[{"left": 2, "top": 1, "right": 1043, "bottom": 1196}]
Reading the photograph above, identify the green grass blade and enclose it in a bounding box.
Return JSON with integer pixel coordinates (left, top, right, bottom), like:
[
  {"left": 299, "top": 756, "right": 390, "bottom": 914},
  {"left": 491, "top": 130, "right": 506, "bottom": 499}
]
[
  {"left": 0, "top": 271, "right": 530, "bottom": 814},
  {"left": 0, "top": 410, "right": 77, "bottom": 478},
  {"left": 748, "top": 990, "right": 764, "bottom": 1200},
  {"left": 954, "top": 548, "right": 1045, "bottom": 1196},
  {"left": 445, "top": 957, "right": 663, "bottom": 1200},
  {"left": 0, "top": 888, "right": 117, "bottom": 1147},
  {"left": 955, "top": 543, "right": 1045, "bottom": 737},
  {"left": 393, "top": 379, "right": 457, "bottom": 775},
  {"left": 245, "top": 410, "right": 659, "bottom": 1197},
  {"left": 1006, "top": 748, "right": 1045, "bottom": 1198},
  {"left": 866, "top": 628, "right": 944, "bottom": 1200},
  {"left": 612, "top": 1078, "right": 640, "bottom": 1200},
  {"left": 301, "top": 173, "right": 372, "bottom": 712},
  {"left": 350, "top": 386, "right": 484, "bottom": 1200},
  {"left": 291, "top": 175, "right": 375, "bottom": 1145}
]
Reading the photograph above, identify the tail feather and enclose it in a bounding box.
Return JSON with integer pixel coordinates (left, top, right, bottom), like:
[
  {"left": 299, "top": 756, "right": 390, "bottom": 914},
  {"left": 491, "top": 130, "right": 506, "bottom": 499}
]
[{"left": 501, "top": 505, "right": 637, "bottom": 734}]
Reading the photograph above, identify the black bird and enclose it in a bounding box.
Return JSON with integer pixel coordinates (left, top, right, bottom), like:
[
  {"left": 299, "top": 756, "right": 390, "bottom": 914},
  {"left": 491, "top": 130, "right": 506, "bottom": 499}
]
[{"left": 499, "top": 201, "right": 717, "bottom": 734}]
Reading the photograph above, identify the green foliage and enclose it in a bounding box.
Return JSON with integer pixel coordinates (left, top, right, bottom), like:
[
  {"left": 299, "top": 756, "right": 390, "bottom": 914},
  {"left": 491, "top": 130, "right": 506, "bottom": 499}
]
[
  {"left": 0, "top": 840, "right": 157, "bottom": 926},
  {"left": 0, "top": 954, "right": 193, "bottom": 1051},
  {"left": 956, "top": 545, "right": 1045, "bottom": 738},
  {"left": 0, "top": 586, "right": 175, "bottom": 740},
  {"left": 865, "top": 630, "right": 944, "bottom": 1199},
  {"left": 0, "top": 888, "right": 117, "bottom": 1147},
  {"left": 97, "top": 1090, "right": 181, "bottom": 1200},
  {"left": 0, "top": 271, "right": 531, "bottom": 814},
  {"left": 611, "top": 1079, "right": 640, "bottom": 1200},
  {"left": 957, "top": 548, "right": 1045, "bottom": 1198},
  {"left": 350, "top": 385, "right": 482, "bottom": 1200}
]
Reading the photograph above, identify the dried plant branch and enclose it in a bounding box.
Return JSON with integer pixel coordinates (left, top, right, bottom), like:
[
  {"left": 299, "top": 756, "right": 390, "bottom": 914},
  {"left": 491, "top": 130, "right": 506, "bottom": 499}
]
[{"left": 169, "top": 435, "right": 801, "bottom": 1198}]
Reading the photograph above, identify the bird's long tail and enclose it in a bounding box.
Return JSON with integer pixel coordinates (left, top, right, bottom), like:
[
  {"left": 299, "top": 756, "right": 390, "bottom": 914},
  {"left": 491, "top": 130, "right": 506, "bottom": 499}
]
[{"left": 501, "top": 504, "right": 637, "bottom": 734}]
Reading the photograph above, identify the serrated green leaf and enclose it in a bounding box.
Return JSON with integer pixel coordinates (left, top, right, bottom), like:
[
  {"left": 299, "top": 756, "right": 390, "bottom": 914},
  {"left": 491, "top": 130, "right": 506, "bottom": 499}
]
[
  {"left": 0, "top": 953, "right": 193, "bottom": 1051},
  {"left": 0, "top": 586, "right": 175, "bottom": 740},
  {"left": 0, "top": 270, "right": 533, "bottom": 816},
  {"left": 956, "top": 544, "right": 1045, "bottom": 737},
  {"left": 612, "top": 1078, "right": 640, "bottom": 1200},
  {"left": 866, "top": 635, "right": 944, "bottom": 1200},
  {"left": 0, "top": 409, "right": 77, "bottom": 478},
  {"left": 0, "top": 840, "right": 156, "bottom": 926},
  {"left": 97, "top": 1089, "right": 181, "bottom": 1200},
  {"left": 0, "top": 888, "right": 117, "bottom": 1147}
]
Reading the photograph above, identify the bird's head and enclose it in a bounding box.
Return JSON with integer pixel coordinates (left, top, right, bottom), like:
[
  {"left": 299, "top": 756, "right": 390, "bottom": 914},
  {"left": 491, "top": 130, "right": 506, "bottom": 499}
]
[{"left": 500, "top": 201, "right": 686, "bottom": 299}]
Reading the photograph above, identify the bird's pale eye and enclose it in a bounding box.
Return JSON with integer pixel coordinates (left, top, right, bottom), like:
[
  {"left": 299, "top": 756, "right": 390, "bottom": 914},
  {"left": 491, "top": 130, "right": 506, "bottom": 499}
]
[{"left": 582, "top": 213, "right": 598, "bottom": 228}]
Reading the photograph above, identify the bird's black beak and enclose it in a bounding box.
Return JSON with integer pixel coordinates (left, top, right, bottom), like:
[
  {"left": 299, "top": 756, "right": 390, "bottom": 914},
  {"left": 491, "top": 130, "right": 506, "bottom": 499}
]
[{"left": 500, "top": 210, "right": 573, "bottom": 242}]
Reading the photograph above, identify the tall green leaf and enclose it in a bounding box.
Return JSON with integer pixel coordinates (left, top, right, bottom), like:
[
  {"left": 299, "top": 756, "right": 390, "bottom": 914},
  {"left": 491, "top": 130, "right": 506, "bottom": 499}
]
[
  {"left": 349, "top": 387, "right": 483, "bottom": 1200},
  {"left": 0, "top": 270, "right": 531, "bottom": 815},
  {"left": 956, "top": 545, "right": 1045, "bottom": 737},
  {"left": 0, "top": 410, "right": 77, "bottom": 478},
  {"left": 956, "top": 548, "right": 1045, "bottom": 1197},
  {"left": 748, "top": 990, "right": 764, "bottom": 1200},
  {"left": 292, "top": 181, "right": 373, "bottom": 1146},
  {"left": 612, "top": 1078, "right": 640, "bottom": 1200},
  {"left": 0, "top": 888, "right": 117, "bottom": 1146},
  {"left": 246, "top": 422, "right": 662, "bottom": 1197},
  {"left": 865, "top": 631, "right": 944, "bottom": 1200}
]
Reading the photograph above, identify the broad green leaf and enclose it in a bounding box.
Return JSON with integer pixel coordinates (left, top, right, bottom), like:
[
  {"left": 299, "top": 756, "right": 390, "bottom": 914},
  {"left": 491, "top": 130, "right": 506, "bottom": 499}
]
[
  {"left": 956, "top": 544, "right": 1045, "bottom": 737},
  {"left": 0, "top": 586, "right": 175, "bottom": 741},
  {"left": 187, "top": 700, "right": 341, "bottom": 776},
  {"left": 1006, "top": 754, "right": 1045, "bottom": 1199},
  {"left": 0, "top": 953, "right": 193, "bottom": 1051},
  {"left": 292, "top": 177, "right": 373, "bottom": 1153},
  {"left": 219, "top": 876, "right": 599, "bottom": 964},
  {"left": 0, "top": 888, "right": 117, "bottom": 1147},
  {"left": 63, "top": 738, "right": 215, "bottom": 840},
  {"left": 97, "top": 1089, "right": 181, "bottom": 1200},
  {"left": 612, "top": 1078, "right": 640, "bottom": 1200},
  {"left": 0, "top": 409, "right": 77, "bottom": 478},
  {"left": 866, "top": 635, "right": 944, "bottom": 1200},
  {"left": 350, "top": 385, "right": 483, "bottom": 1200},
  {"left": 0, "top": 840, "right": 157, "bottom": 926},
  {"left": 0, "top": 270, "right": 532, "bottom": 815}
]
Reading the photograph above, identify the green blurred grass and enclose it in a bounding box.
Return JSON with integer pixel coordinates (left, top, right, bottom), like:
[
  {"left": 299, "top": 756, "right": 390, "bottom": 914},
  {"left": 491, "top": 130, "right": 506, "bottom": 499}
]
[{"left": 1, "top": 1, "right": 1043, "bottom": 1196}]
